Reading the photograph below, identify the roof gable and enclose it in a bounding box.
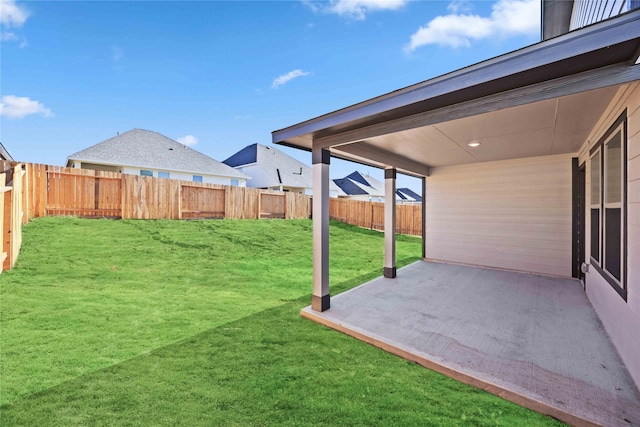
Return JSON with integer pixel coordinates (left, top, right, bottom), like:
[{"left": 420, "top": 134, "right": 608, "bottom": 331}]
[
  {"left": 346, "top": 171, "right": 371, "bottom": 187},
  {"left": 67, "top": 129, "right": 247, "bottom": 179},
  {"left": 255, "top": 144, "right": 313, "bottom": 188},
  {"left": 333, "top": 178, "right": 369, "bottom": 195},
  {"left": 333, "top": 171, "right": 385, "bottom": 196},
  {"left": 397, "top": 187, "right": 422, "bottom": 202},
  {"left": 223, "top": 143, "right": 257, "bottom": 167}
]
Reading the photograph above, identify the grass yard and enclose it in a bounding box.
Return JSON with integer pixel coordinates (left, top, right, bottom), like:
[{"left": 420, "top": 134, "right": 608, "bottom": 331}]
[{"left": 0, "top": 217, "right": 563, "bottom": 426}]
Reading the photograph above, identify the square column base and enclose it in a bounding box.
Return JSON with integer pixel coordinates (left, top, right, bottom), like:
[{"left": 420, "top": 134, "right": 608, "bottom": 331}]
[
  {"left": 312, "top": 294, "right": 331, "bottom": 312},
  {"left": 384, "top": 267, "right": 397, "bottom": 278}
]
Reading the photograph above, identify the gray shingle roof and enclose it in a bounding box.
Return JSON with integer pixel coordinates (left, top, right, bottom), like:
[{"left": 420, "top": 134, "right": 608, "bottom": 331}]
[
  {"left": 255, "top": 144, "right": 312, "bottom": 188},
  {"left": 223, "top": 143, "right": 257, "bottom": 167},
  {"left": 397, "top": 187, "right": 422, "bottom": 202},
  {"left": 67, "top": 129, "right": 248, "bottom": 179},
  {"left": 225, "top": 143, "right": 339, "bottom": 192},
  {"left": 333, "top": 177, "right": 369, "bottom": 195}
]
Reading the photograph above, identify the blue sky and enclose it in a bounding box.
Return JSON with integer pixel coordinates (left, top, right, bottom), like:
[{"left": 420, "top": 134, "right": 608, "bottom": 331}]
[{"left": 1, "top": 0, "right": 540, "bottom": 191}]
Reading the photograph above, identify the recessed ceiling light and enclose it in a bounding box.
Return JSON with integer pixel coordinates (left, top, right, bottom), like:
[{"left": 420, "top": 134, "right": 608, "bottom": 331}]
[{"left": 468, "top": 142, "right": 481, "bottom": 147}]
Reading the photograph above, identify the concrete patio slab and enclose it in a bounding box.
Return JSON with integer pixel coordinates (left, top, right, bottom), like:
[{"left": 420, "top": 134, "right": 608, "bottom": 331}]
[{"left": 301, "top": 261, "right": 640, "bottom": 427}]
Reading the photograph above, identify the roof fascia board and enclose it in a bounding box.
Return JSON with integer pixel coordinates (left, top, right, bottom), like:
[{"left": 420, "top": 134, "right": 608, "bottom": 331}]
[
  {"left": 314, "top": 62, "right": 640, "bottom": 149},
  {"left": 0, "top": 143, "right": 14, "bottom": 161},
  {"left": 332, "top": 143, "right": 431, "bottom": 177},
  {"left": 328, "top": 150, "right": 430, "bottom": 179},
  {"left": 272, "top": 9, "right": 640, "bottom": 145}
]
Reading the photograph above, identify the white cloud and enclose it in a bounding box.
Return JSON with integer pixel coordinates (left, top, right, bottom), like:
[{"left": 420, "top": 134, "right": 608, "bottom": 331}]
[
  {"left": 0, "top": 95, "right": 52, "bottom": 119},
  {"left": 271, "top": 69, "right": 310, "bottom": 89},
  {"left": 447, "top": 0, "right": 472, "bottom": 14},
  {"left": 0, "top": 0, "right": 29, "bottom": 27},
  {"left": 406, "top": 0, "right": 539, "bottom": 51},
  {"left": 1, "top": 31, "right": 26, "bottom": 46},
  {"left": 1, "top": 31, "right": 17, "bottom": 41},
  {"left": 176, "top": 135, "right": 198, "bottom": 146},
  {"left": 1, "top": 0, "right": 29, "bottom": 46},
  {"left": 304, "top": 0, "right": 407, "bottom": 20}
]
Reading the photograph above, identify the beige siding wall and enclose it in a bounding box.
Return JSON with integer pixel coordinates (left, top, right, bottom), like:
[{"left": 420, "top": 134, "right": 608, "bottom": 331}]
[
  {"left": 425, "top": 153, "right": 573, "bottom": 277},
  {"left": 578, "top": 82, "right": 640, "bottom": 387}
]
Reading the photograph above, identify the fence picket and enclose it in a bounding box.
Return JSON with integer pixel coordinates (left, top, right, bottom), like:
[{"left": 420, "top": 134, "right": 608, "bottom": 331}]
[{"left": 329, "top": 198, "right": 422, "bottom": 237}]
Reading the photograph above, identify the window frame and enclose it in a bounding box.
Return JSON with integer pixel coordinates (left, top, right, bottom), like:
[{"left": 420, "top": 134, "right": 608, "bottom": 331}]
[
  {"left": 192, "top": 175, "right": 203, "bottom": 183},
  {"left": 140, "top": 170, "right": 153, "bottom": 177},
  {"left": 158, "top": 171, "right": 170, "bottom": 179},
  {"left": 589, "top": 150, "right": 601, "bottom": 264},
  {"left": 588, "top": 110, "right": 627, "bottom": 300}
]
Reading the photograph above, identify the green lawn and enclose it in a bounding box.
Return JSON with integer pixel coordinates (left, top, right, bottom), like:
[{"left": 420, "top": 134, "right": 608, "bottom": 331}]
[{"left": 0, "top": 217, "right": 563, "bottom": 426}]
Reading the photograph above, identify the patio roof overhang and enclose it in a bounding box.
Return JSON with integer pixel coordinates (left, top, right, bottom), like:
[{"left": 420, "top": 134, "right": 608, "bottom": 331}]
[{"left": 272, "top": 9, "right": 640, "bottom": 178}]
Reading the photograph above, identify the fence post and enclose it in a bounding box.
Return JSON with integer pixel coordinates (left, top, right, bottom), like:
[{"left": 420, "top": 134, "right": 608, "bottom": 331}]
[
  {"left": 370, "top": 202, "right": 374, "bottom": 230},
  {"left": 21, "top": 164, "right": 29, "bottom": 224},
  {"left": 11, "top": 164, "right": 22, "bottom": 267},
  {"left": 0, "top": 174, "right": 6, "bottom": 271},
  {"left": 224, "top": 186, "right": 229, "bottom": 219},
  {"left": 121, "top": 174, "right": 127, "bottom": 219},
  {"left": 3, "top": 185, "right": 12, "bottom": 271}
]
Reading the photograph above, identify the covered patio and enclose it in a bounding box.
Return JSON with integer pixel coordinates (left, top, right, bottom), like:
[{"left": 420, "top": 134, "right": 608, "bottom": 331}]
[
  {"left": 273, "top": 7, "right": 640, "bottom": 427},
  {"left": 301, "top": 261, "right": 640, "bottom": 426}
]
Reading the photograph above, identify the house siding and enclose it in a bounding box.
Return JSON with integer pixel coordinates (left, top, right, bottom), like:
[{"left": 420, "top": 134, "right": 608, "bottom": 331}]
[
  {"left": 425, "top": 153, "right": 573, "bottom": 277},
  {"left": 570, "top": 0, "right": 637, "bottom": 30},
  {"left": 120, "top": 167, "right": 247, "bottom": 186},
  {"left": 579, "top": 82, "right": 640, "bottom": 387},
  {"left": 240, "top": 164, "right": 274, "bottom": 189}
]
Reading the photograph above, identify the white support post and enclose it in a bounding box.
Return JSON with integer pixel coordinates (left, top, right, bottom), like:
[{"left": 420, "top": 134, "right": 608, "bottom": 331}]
[
  {"left": 384, "top": 168, "right": 397, "bottom": 278},
  {"left": 312, "top": 148, "right": 330, "bottom": 311}
]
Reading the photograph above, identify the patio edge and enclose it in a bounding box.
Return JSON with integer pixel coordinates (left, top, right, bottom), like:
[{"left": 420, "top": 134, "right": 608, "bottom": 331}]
[{"left": 300, "top": 307, "right": 602, "bottom": 427}]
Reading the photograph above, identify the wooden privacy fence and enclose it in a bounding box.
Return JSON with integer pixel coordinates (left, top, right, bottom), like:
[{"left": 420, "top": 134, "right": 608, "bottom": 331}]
[
  {"left": 330, "top": 198, "right": 422, "bottom": 237},
  {"left": 1, "top": 162, "right": 24, "bottom": 272},
  {"left": 4, "top": 162, "right": 421, "bottom": 272},
  {"left": 22, "top": 163, "right": 312, "bottom": 221}
]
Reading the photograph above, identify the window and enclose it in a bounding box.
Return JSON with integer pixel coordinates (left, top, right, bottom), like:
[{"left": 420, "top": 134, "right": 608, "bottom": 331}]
[
  {"left": 192, "top": 175, "right": 203, "bottom": 183},
  {"left": 589, "top": 111, "right": 627, "bottom": 300},
  {"left": 140, "top": 170, "right": 153, "bottom": 177},
  {"left": 158, "top": 171, "right": 170, "bottom": 179},
  {"left": 230, "top": 179, "right": 239, "bottom": 187}
]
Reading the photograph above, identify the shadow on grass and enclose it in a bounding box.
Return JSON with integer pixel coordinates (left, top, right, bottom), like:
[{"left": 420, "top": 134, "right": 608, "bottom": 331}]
[{"left": 1, "top": 276, "right": 560, "bottom": 426}]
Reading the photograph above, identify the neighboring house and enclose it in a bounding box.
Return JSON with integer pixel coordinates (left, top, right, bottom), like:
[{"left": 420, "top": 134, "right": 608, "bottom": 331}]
[
  {"left": 396, "top": 187, "right": 422, "bottom": 203},
  {"left": 223, "top": 143, "right": 339, "bottom": 197},
  {"left": 333, "top": 171, "right": 421, "bottom": 203},
  {"left": 0, "top": 142, "right": 14, "bottom": 161},
  {"left": 67, "top": 129, "right": 248, "bottom": 186},
  {"left": 274, "top": 1, "right": 640, "bottom": 401},
  {"left": 333, "top": 171, "right": 384, "bottom": 202}
]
